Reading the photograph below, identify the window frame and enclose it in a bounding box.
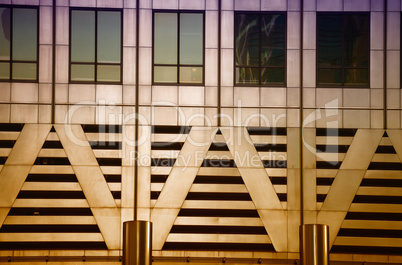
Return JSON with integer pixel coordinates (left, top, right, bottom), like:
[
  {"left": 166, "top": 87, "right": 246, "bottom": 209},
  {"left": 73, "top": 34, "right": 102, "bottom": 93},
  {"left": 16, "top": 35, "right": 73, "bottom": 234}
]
[
  {"left": 152, "top": 10, "right": 205, "bottom": 86},
  {"left": 316, "top": 12, "right": 370, "bottom": 88},
  {"left": 69, "top": 7, "right": 123, "bottom": 85},
  {"left": 233, "top": 11, "right": 287, "bottom": 87},
  {"left": 0, "top": 5, "right": 39, "bottom": 83}
]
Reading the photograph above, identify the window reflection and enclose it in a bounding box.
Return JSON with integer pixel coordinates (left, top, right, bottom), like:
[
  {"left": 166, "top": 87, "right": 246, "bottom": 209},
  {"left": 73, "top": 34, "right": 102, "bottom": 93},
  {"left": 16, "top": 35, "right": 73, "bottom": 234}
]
[
  {"left": 0, "top": 7, "right": 37, "bottom": 81},
  {"left": 153, "top": 11, "right": 204, "bottom": 85}
]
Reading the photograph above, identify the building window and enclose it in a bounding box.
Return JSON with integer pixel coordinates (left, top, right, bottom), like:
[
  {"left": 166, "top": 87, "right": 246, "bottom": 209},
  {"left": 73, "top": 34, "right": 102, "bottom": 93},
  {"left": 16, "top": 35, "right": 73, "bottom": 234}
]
[
  {"left": 317, "top": 13, "right": 369, "bottom": 87},
  {"left": 153, "top": 11, "right": 204, "bottom": 85},
  {"left": 0, "top": 6, "right": 38, "bottom": 81},
  {"left": 235, "top": 13, "right": 286, "bottom": 86},
  {"left": 70, "top": 9, "right": 122, "bottom": 83}
]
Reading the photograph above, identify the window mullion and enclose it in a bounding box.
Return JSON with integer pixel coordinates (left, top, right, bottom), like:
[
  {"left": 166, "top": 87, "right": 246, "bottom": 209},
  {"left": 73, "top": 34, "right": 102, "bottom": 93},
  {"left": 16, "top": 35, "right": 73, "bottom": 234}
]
[
  {"left": 177, "top": 12, "right": 180, "bottom": 84},
  {"left": 10, "top": 7, "right": 13, "bottom": 80},
  {"left": 95, "top": 10, "right": 98, "bottom": 83}
]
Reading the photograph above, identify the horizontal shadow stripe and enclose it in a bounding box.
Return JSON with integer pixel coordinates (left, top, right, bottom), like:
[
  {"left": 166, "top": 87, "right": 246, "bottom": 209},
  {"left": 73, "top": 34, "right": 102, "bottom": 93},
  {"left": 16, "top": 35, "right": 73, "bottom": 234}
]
[
  {"left": 0, "top": 225, "right": 100, "bottom": 233},
  {"left": 8, "top": 208, "right": 93, "bottom": 216},
  {"left": 170, "top": 225, "right": 267, "bottom": 234}
]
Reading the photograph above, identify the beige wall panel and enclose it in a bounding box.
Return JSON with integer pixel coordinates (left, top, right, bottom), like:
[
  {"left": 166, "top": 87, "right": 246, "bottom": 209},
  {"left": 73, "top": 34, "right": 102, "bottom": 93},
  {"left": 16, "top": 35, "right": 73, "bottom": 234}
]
[
  {"left": 387, "top": 51, "right": 401, "bottom": 89},
  {"left": 38, "top": 149, "right": 67, "bottom": 157},
  {"left": 138, "top": 166, "right": 151, "bottom": 209},
  {"left": 344, "top": 0, "right": 370, "bottom": 11},
  {"left": 365, "top": 170, "right": 402, "bottom": 179},
  {"left": 287, "top": 109, "right": 299, "bottom": 128},
  {"left": 303, "top": 12, "right": 316, "bottom": 50},
  {"left": 190, "top": 184, "right": 247, "bottom": 193},
  {"left": 349, "top": 203, "right": 402, "bottom": 213},
  {"left": 303, "top": 169, "right": 316, "bottom": 211},
  {"left": 235, "top": 0, "right": 259, "bottom": 10},
  {"left": 0, "top": 83, "right": 10, "bottom": 102},
  {"left": 371, "top": 12, "right": 384, "bottom": 50},
  {"left": 221, "top": 11, "right": 234, "bottom": 49},
  {"left": 96, "top": 106, "right": 123, "bottom": 125},
  {"left": 371, "top": 89, "right": 384, "bottom": 108},
  {"left": 234, "top": 108, "right": 260, "bottom": 127},
  {"left": 0, "top": 105, "right": 10, "bottom": 123},
  {"left": 97, "top": 0, "right": 123, "bottom": 8},
  {"left": 371, "top": 0, "right": 384, "bottom": 11},
  {"left": 181, "top": 201, "right": 256, "bottom": 210},
  {"left": 69, "top": 84, "right": 95, "bottom": 104},
  {"left": 139, "top": 9, "right": 152, "bottom": 47},
  {"left": 317, "top": 0, "right": 342, "bottom": 11},
  {"left": 138, "top": 126, "right": 151, "bottom": 166},
  {"left": 39, "top": 45, "right": 52, "bottom": 83},
  {"left": 357, "top": 186, "right": 402, "bottom": 196},
  {"left": 55, "top": 84, "right": 68, "bottom": 104},
  {"left": 39, "top": 84, "right": 52, "bottom": 104},
  {"left": 287, "top": 210, "right": 300, "bottom": 252},
  {"left": 388, "top": 0, "right": 400, "bottom": 10},
  {"left": 123, "top": 8, "right": 136, "bottom": 47},
  {"left": 371, "top": 52, "right": 384, "bottom": 89},
  {"left": 12, "top": 199, "right": 89, "bottom": 208},
  {"left": 30, "top": 165, "right": 74, "bottom": 174},
  {"left": 344, "top": 89, "right": 370, "bottom": 108},
  {"left": 221, "top": 87, "right": 234, "bottom": 107},
  {"left": 205, "top": 50, "right": 218, "bottom": 87},
  {"left": 153, "top": 107, "right": 178, "bottom": 125},
  {"left": 371, "top": 153, "right": 400, "bottom": 162},
  {"left": 179, "top": 0, "right": 205, "bottom": 9},
  {"left": 151, "top": 208, "right": 181, "bottom": 250},
  {"left": 96, "top": 85, "right": 122, "bottom": 105},
  {"left": 316, "top": 88, "right": 342, "bottom": 107},
  {"left": 340, "top": 129, "right": 383, "bottom": 169},
  {"left": 139, "top": 48, "right": 152, "bottom": 86},
  {"left": 342, "top": 220, "right": 402, "bottom": 230},
  {"left": 258, "top": 210, "right": 288, "bottom": 252},
  {"left": 179, "top": 108, "right": 205, "bottom": 126},
  {"left": 260, "top": 87, "right": 286, "bottom": 107},
  {"left": 387, "top": 12, "right": 401, "bottom": 50},
  {"left": 205, "top": 87, "right": 218, "bottom": 107},
  {"left": 11, "top": 83, "right": 38, "bottom": 103},
  {"left": 153, "top": 0, "right": 178, "bottom": 9},
  {"left": 287, "top": 87, "right": 300, "bottom": 109},
  {"left": 301, "top": 128, "right": 315, "bottom": 168},
  {"left": 54, "top": 125, "right": 97, "bottom": 166},
  {"left": 205, "top": 11, "right": 218, "bottom": 49},
  {"left": 221, "top": 50, "right": 234, "bottom": 87},
  {"left": 0, "top": 233, "right": 103, "bottom": 242},
  {"left": 197, "top": 167, "right": 240, "bottom": 176},
  {"left": 317, "top": 211, "right": 348, "bottom": 247},
  {"left": 6, "top": 124, "right": 50, "bottom": 165},
  {"left": 56, "top": 7, "right": 68, "bottom": 45},
  {"left": 302, "top": 50, "right": 316, "bottom": 88},
  {"left": 138, "top": 86, "right": 151, "bottom": 105},
  {"left": 0, "top": 149, "right": 10, "bottom": 157},
  {"left": 0, "top": 131, "right": 18, "bottom": 140},
  {"left": 261, "top": 0, "right": 287, "bottom": 10},
  {"left": 122, "top": 125, "right": 135, "bottom": 167},
  {"left": 287, "top": 12, "right": 300, "bottom": 50},
  {"left": 21, "top": 182, "right": 80, "bottom": 191},
  {"left": 152, "top": 86, "right": 178, "bottom": 105},
  {"left": 55, "top": 45, "right": 69, "bottom": 83},
  {"left": 166, "top": 234, "right": 270, "bottom": 244},
  {"left": 334, "top": 237, "right": 402, "bottom": 248},
  {"left": 4, "top": 216, "right": 96, "bottom": 225},
  {"left": 174, "top": 217, "right": 263, "bottom": 226},
  {"left": 179, "top": 87, "right": 205, "bottom": 106},
  {"left": 260, "top": 109, "right": 286, "bottom": 127},
  {"left": 387, "top": 89, "right": 400, "bottom": 109},
  {"left": 123, "top": 47, "right": 136, "bottom": 85},
  {"left": 387, "top": 110, "right": 401, "bottom": 129},
  {"left": 91, "top": 208, "right": 121, "bottom": 249}
]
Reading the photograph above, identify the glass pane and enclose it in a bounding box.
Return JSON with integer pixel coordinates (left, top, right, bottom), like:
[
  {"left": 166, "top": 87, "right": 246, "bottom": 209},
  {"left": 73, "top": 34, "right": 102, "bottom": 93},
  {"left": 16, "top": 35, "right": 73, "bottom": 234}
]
[
  {"left": 71, "top": 10, "right": 95, "bottom": 63},
  {"left": 12, "top": 8, "right": 37, "bottom": 61},
  {"left": 261, "top": 14, "right": 286, "bottom": 66},
  {"left": 0, "top": 62, "right": 10, "bottom": 79},
  {"left": 261, "top": 67, "right": 284, "bottom": 85},
  {"left": 12, "top": 62, "right": 36, "bottom": 80},
  {"left": 317, "top": 68, "right": 342, "bottom": 86},
  {"left": 71, "top": 64, "right": 95, "bottom": 82},
  {"left": 179, "top": 66, "right": 202, "bottom": 83},
  {"left": 98, "top": 11, "right": 121, "bottom": 63},
  {"left": 235, "top": 14, "right": 259, "bottom": 66},
  {"left": 0, "top": 8, "right": 10, "bottom": 60},
  {"left": 317, "top": 15, "right": 342, "bottom": 67},
  {"left": 97, "top": 65, "right": 121, "bottom": 82},
  {"left": 235, "top": 67, "right": 259, "bottom": 85},
  {"left": 344, "top": 68, "right": 368, "bottom": 86},
  {"left": 344, "top": 14, "right": 369, "bottom": 67},
  {"left": 154, "top": 66, "right": 177, "bottom": 83},
  {"left": 180, "top": 13, "right": 203, "bottom": 65},
  {"left": 154, "top": 13, "right": 177, "bottom": 64}
]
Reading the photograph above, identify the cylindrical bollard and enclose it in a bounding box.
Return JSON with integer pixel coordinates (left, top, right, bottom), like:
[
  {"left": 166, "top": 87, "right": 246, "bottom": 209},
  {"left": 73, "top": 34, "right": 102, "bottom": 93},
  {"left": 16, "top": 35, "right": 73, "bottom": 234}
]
[
  {"left": 123, "top": 220, "right": 152, "bottom": 265},
  {"left": 300, "top": 224, "right": 329, "bottom": 265}
]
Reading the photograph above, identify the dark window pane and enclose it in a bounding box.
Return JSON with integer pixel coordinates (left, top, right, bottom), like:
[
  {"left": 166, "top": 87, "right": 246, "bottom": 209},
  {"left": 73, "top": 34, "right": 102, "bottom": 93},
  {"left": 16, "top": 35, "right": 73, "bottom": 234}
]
[
  {"left": 0, "top": 8, "right": 10, "bottom": 60},
  {"left": 236, "top": 67, "right": 259, "bottom": 85},
  {"left": 97, "top": 11, "right": 121, "bottom": 63},
  {"left": 154, "top": 13, "right": 177, "bottom": 64},
  {"left": 71, "top": 10, "right": 95, "bottom": 63},
  {"left": 12, "top": 62, "right": 36, "bottom": 80},
  {"left": 0, "top": 62, "right": 10, "bottom": 79},
  {"left": 344, "top": 14, "right": 369, "bottom": 67},
  {"left": 12, "top": 8, "right": 37, "bottom": 61},
  {"left": 97, "top": 65, "right": 120, "bottom": 82},
  {"left": 235, "top": 14, "right": 259, "bottom": 66},
  {"left": 154, "top": 66, "right": 177, "bottom": 83},
  {"left": 261, "top": 67, "right": 284, "bottom": 85},
  {"left": 317, "top": 68, "right": 342, "bottom": 86},
  {"left": 71, "top": 64, "right": 95, "bottom": 82},
  {"left": 317, "top": 15, "right": 342, "bottom": 67},
  {"left": 344, "top": 68, "right": 368, "bottom": 86},
  {"left": 179, "top": 66, "right": 202, "bottom": 83},
  {"left": 261, "top": 14, "right": 285, "bottom": 66},
  {"left": 180, "top": 13, "right": 203, "bottom": 65}
]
